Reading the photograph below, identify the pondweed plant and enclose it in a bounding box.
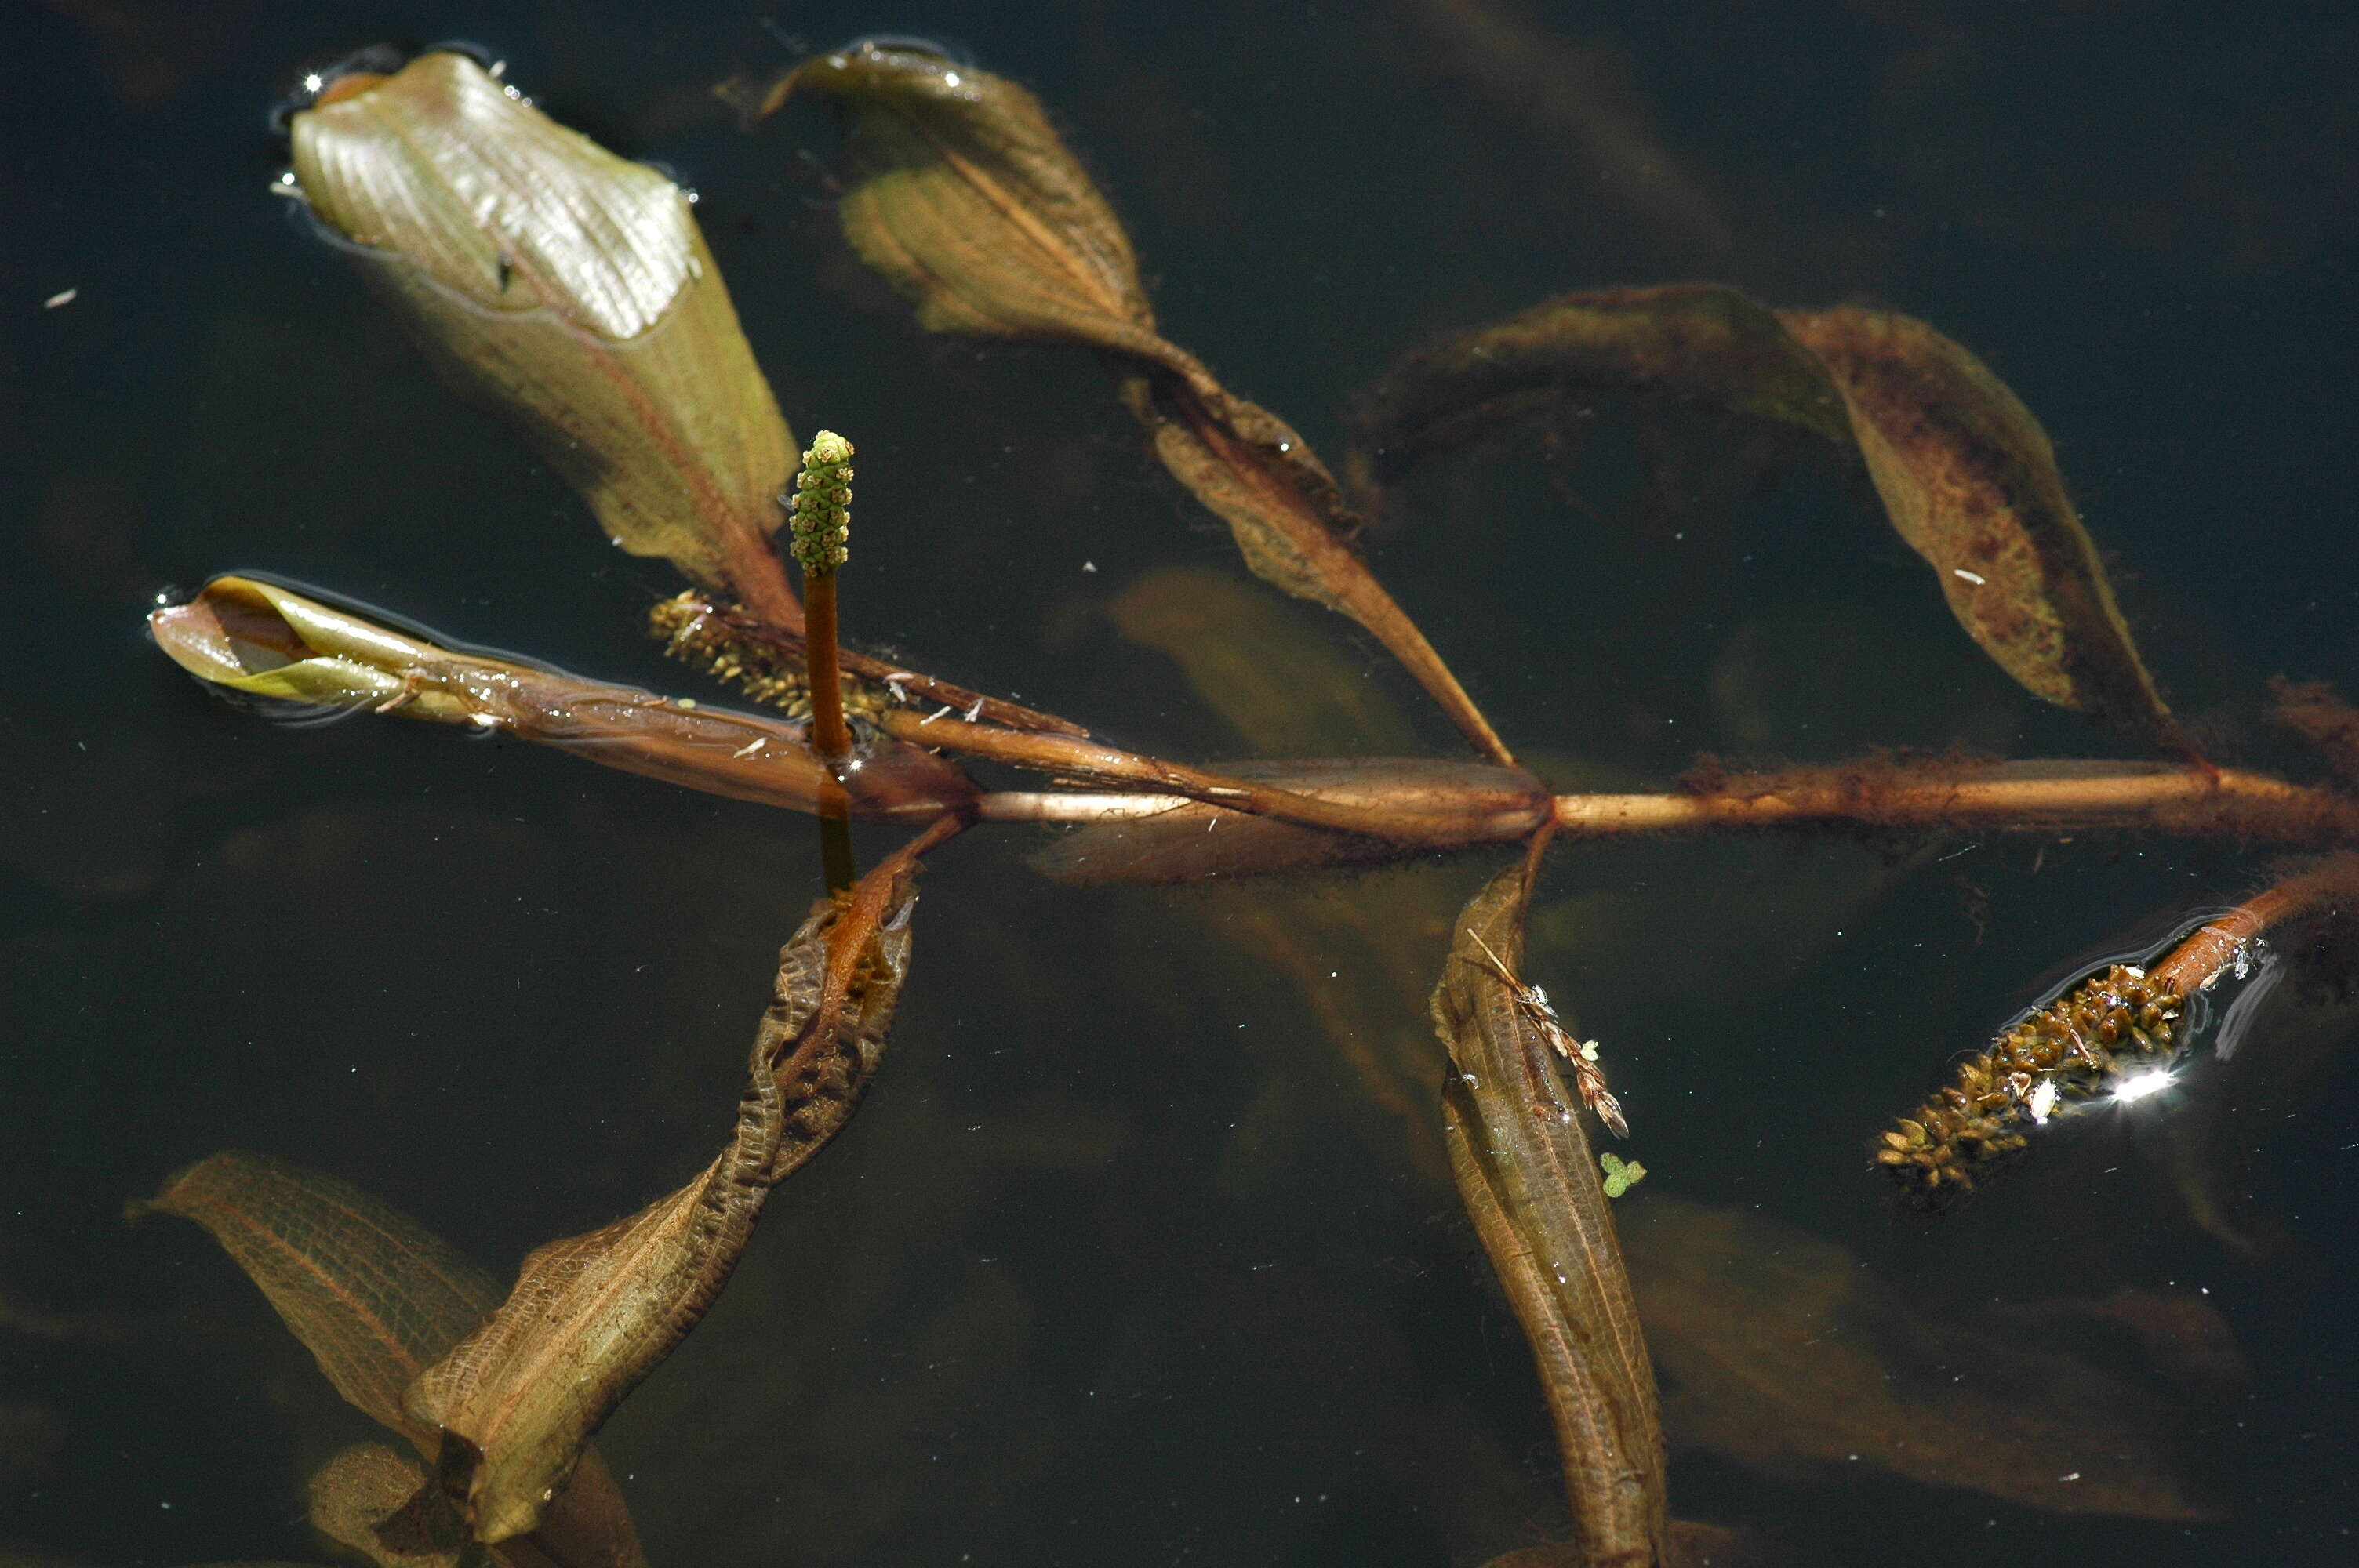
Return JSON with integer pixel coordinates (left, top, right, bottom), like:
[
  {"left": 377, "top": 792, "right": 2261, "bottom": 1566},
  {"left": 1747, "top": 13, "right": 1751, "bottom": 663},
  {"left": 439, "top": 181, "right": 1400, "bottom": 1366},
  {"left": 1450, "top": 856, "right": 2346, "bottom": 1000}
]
[{"left": 136, "top": 39, "right": 2359, "bottom": 1568}]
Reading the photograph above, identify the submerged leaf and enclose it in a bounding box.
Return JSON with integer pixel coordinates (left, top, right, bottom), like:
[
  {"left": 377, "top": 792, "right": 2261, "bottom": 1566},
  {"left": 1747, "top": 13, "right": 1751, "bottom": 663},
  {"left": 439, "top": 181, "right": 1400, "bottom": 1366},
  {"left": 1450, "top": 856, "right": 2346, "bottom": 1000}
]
[
  {"left": 307, "top": 1443, "right": 467, "bottom": 1568},
  {"left": 1622, "top": 1196, "right": 2223, "bottom": 1519},
  {"left": 1350, "top": 282, "right": 1851, "bottom": 488},
  {"left": 406, "top": 849, "right": 923, "bottom": 1542},
  {"left": 1779, "top": 306, "right": 2176, "bottom": 742},
  {"left": 772, "top": 44, "right": 1510, "bottom": 762},
  {"left": 134, "top": 1151, "right": 495, "bottom": 1449},
  {"left": 292, "top": 53, "right": 798, "bottom": 618},
  {"left": 134, "top": 1153, "right": 647, "bottom": 1566},
  {"left": 1352, "top": 285, "right": 2179, "bottom": 744},
  {"left": 1433, "top": 866, "right": 1669, "bottom": 1565},
  {"left": 149, "top": 576, "right": 980, "bottom": 824}
]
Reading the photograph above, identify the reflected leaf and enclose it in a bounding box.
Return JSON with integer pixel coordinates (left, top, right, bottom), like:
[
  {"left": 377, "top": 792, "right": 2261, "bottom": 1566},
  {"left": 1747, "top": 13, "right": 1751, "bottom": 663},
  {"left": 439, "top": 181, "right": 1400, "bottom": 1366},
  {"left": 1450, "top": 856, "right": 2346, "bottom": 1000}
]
[
  {"left": 1433, "top": 865, "right": 1670, "bottom": 1565},
  {"left": 1351, "top": 285, "right": 2180, "bottom": 746},
  {"left": 406, "top": 848, "right": 923, "bottom": 1542},
  {"left": 292, "top": 53, "right": 798, "bottom": 615},
  {"left": 1620, "top": 1195, "right": 2224, "bottom": 1519},
  {"left": 1779, "top": 306, "right": 2178, "bottom": 745},
  {"left": 133, "top": 1152, "right": 647, "bottom": 1566},
  {"left": 768, "top": 43, "right": 1509, "bottom": 761},
  {"left": 150, "top": 576, "right": 980, "bottom": 825}
]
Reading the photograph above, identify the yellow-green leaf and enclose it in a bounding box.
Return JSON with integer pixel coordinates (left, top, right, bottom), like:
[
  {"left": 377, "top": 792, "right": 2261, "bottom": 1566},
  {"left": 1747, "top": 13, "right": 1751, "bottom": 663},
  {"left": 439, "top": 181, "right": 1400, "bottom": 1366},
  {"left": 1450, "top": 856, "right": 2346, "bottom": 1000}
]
[
  {"left": 292, "top": 53, "right": 798, "bottom": 613},
  {"left": 1779, "top": 306, "right": 2177, "bottom": 742},
  {"left": 1431, "top": 866, "right": 1669, "bottom": 1565}
]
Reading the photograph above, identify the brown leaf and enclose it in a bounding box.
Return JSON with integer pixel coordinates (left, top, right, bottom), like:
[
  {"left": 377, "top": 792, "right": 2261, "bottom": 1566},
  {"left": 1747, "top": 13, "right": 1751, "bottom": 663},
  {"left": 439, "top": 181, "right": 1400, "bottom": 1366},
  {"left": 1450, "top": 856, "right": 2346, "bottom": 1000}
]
[
  {"left": 133, "top": 1152, "right": 648, "bottom": 1567},
  {"left": 772, "top": 43, "right": 1511, "bottom": 763},
  {"left": 1432, "top": 864, "right": 1669, "bottom": 1566},
  {"left": 293, "top": 53, "right": 801, "bottom": 626},
  {"left": 1779, "top": 306, "right": 2179, "bottom": 743},
  {"left": 1620, "top": 1196, "right": 2223, "bottom": 1520},
  {"left": 1349, "top": 282, "right": 1852, "bottom": 489},
  {"left": 405, "top": 846, "right": 925, "bottom": 1542}
]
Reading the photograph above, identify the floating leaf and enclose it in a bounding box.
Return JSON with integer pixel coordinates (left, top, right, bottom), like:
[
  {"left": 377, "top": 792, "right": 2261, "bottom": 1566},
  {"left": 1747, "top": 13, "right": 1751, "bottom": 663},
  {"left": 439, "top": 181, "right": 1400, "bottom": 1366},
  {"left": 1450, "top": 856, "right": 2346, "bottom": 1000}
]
[
  {"left": 134, "top": 1153, "right": 646, "bottom": 1567},
  {"left": 1779, "top": 306, "right": 2177, "bottom": 742},
  {"left": 771, "top": 43, "right": 1510, "bottom": 762},
  {"left": 150, "top": 576, "right": 979, "bottom": 824},
  {"left": 406, "top": 847, "right": 923, "bottom": 1542},
  {"left": 775, "top": 42, "right": 1166, "bottom": 358},
  {"left": 1351, "top": 284, "right": 2180, "bottom": 745},
  {"left": 292, "top": 53, "right": 799, "bottom": 620},
  {"left": 1432, "top": 865, "right": 1669, "bottom": 1565}
]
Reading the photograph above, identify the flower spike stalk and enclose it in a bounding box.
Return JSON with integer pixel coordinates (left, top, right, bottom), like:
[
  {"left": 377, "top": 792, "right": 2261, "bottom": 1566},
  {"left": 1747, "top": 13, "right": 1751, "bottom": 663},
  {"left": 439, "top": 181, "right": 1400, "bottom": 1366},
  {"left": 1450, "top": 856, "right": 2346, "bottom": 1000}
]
[{"left": 791, "top": 430, "right": 859, "bottom": 890}]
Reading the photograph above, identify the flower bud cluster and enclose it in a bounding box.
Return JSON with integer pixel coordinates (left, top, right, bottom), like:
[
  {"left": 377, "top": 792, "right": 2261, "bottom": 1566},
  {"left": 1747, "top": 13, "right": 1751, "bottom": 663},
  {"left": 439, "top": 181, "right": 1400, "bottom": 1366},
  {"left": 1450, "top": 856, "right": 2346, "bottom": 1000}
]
[{"left": 790, "top": 430, "right": 855, "bottom": 573}]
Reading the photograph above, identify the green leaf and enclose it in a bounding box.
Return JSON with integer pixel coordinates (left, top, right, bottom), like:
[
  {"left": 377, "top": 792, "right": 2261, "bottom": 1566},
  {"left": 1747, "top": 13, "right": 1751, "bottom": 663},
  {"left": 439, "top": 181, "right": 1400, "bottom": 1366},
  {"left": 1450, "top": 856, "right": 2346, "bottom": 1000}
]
[{"left": 292, "top": 53, "right": 797, "bottom": 609}]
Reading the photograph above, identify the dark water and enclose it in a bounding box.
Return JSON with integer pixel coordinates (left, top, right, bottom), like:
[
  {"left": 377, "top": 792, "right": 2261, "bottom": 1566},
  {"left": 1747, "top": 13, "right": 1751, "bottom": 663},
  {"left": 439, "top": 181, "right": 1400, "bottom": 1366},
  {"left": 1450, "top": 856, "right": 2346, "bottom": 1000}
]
[{"left": 6, "top": 2, "right": 2359, "bottom": 1563}]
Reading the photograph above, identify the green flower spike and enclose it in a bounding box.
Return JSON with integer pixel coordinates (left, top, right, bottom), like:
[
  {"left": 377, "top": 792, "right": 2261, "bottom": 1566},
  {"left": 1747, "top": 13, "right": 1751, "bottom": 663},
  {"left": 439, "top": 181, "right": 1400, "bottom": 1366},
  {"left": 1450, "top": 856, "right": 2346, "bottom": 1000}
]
[{"left": 791, "top": 430, "right": 854, "bottom": 574}]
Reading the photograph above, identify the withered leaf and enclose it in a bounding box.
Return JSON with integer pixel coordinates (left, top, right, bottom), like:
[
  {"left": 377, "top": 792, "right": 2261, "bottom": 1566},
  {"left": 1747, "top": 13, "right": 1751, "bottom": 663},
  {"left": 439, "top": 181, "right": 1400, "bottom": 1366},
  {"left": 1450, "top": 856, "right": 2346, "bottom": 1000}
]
[
  {"left": 134, "top": 1152, "right": 648, "bottom": 1567},
  {"left": 772, "top": 43, "right": 1510, "bottom": 762},
  {"left": 405, "top": 848, "right": 923, "bottom": 1542},
  {"left": 293, "top": 53, "right": 799, "bottom": 620},
  {"left": 1433, "top": 865, "right": 1669, "bottom": 1566},
  {"left": 1779, "top": 306, "right": 2177, "bottom": 744},
  {"left": 1351, "top": 285, "right": 2179, "bottom": 746},
  {"left": 1620, "top": 1196, "right": 2223, "bottom": 1520}
]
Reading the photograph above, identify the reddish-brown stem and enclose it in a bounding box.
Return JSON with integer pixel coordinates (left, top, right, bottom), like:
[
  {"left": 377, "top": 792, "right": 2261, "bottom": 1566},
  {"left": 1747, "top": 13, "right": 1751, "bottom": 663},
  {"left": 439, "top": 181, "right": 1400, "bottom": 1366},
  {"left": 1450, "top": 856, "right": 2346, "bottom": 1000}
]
[
  {"left": 801, "top": 573, "right": 854, "bottom": 766},
  {"left": 2150, "top": 853, "right": 2359, "bottom": 995},
  {"left": 1552, "top": 761, "right": 2359, "bottom": 848},
  {"left": 877, "top": 709, "right": 1547, "bottom": 844}
]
